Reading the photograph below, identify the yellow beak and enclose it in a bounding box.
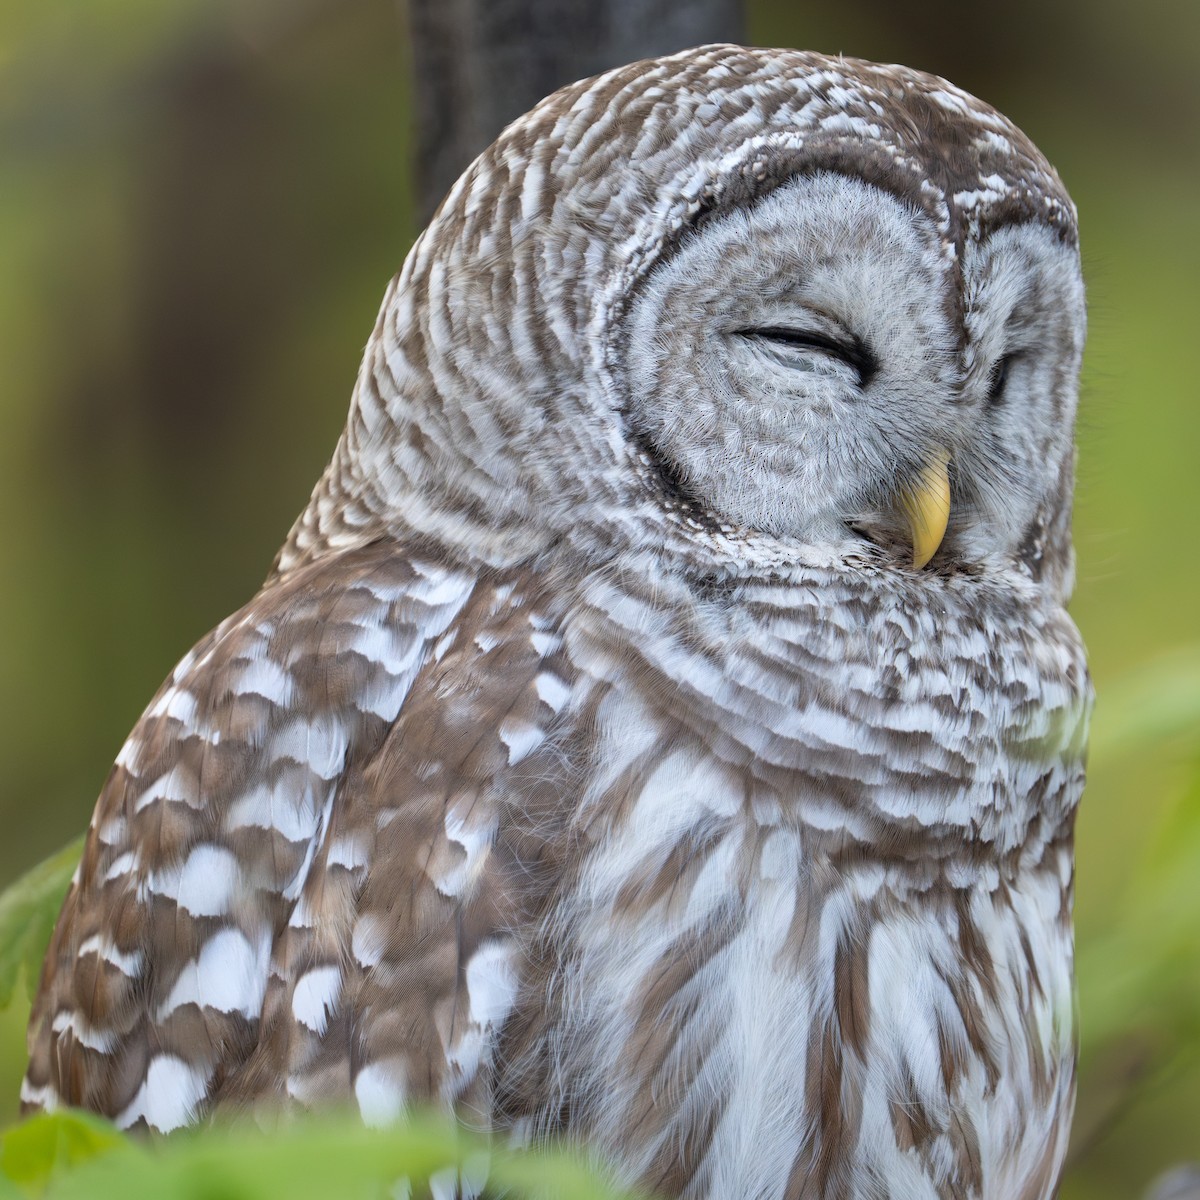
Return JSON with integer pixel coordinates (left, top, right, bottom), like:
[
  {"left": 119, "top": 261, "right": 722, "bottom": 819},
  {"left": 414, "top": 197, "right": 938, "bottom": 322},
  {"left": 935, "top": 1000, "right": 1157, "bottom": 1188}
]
[{"left": 899, "top": 448, "right": 951, "bottom": 569}]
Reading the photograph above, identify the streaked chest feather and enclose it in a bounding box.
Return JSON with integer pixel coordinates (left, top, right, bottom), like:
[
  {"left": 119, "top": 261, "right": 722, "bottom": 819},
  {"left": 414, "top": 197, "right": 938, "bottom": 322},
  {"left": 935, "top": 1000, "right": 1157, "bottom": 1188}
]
[
  {"left": 530, "top": 776, "right": 1076, "bottom": 1200},
  {"left": 497, "top": 567, "right": 1088, "bottom": 1200}
]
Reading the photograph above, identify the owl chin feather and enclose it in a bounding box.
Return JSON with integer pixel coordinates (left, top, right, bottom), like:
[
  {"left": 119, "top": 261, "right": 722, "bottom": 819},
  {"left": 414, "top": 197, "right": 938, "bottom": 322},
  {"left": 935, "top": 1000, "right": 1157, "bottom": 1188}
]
[{"left": 25, "top": 43, "right": 1089, "bottom": 1200}]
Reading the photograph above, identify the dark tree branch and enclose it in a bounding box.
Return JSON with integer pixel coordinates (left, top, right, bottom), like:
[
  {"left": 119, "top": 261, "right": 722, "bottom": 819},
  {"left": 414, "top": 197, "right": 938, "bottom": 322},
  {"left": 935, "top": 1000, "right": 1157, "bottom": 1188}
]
[{"left": 406, "top": 0, "right": 745, "bottom": 222}]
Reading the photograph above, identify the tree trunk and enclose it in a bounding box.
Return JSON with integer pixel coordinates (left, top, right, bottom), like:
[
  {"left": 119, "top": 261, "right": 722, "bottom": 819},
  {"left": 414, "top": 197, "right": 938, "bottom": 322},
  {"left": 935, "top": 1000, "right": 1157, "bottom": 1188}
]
[{"left": 406, "top": 0, "right": 745, "bottom": 222}]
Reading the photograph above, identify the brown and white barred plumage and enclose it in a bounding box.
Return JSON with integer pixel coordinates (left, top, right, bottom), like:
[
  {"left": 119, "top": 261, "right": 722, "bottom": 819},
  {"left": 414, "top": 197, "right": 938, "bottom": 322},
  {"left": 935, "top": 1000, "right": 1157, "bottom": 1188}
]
[{"left": 25, "top": 45, "right": 1090, "bottom": 1200}]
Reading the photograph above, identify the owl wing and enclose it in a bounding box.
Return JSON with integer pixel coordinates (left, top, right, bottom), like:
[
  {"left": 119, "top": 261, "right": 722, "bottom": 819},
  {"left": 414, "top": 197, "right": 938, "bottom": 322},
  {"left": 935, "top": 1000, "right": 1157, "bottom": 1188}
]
[{"left": 23, "top": 540, "right": 561, "bottom": 1131}]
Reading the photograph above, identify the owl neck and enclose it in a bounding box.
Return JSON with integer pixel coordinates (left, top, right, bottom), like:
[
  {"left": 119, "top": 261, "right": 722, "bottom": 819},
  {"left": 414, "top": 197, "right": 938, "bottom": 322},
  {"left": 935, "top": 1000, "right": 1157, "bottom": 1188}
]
[{"left": 563, "top": 555, "right": 1091, "bottom": 878}]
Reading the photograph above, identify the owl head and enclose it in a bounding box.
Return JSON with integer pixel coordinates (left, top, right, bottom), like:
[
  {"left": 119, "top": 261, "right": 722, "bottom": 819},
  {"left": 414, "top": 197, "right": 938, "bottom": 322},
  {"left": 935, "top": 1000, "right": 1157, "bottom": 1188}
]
[{"left": 280, "top": 45, "right": 1085, "bottom": 602}]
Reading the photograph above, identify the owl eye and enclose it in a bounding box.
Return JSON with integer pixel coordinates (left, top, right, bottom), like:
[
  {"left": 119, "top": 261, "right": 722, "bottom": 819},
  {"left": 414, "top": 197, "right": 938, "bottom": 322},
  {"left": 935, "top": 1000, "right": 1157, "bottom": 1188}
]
[
  {"left": 986, "top": 353, "right": 1017, "bottom": 405},
  {"left": 738, "top": 327, "right": 876, "bottom": 386}
]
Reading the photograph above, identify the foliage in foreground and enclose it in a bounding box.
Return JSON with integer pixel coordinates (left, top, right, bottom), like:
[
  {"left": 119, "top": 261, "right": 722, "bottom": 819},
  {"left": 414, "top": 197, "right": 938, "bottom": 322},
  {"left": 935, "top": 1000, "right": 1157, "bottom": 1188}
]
[
  {"left": 0, "top": 650, "right": 1197, "bottom": 1197},
  {"left": 0, "top": 840, "right": 83, "bottom": 1013},
  {"left": 0, "top": 1108, "right": 637, "bottom": 1200}
]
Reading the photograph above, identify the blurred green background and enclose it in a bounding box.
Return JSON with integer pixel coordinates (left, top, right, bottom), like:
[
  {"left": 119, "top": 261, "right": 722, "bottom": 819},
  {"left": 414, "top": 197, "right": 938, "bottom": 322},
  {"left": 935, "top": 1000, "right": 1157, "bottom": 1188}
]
[{"left": 0, "top": 1, "right": 1197, "bottom": 1196}]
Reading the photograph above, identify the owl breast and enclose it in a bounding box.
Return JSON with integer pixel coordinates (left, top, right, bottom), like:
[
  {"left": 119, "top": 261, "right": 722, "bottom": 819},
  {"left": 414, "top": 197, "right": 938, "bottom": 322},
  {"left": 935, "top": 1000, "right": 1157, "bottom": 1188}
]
[{"left": 494, "top": 561, "right": 1089, "bottom": 1200}]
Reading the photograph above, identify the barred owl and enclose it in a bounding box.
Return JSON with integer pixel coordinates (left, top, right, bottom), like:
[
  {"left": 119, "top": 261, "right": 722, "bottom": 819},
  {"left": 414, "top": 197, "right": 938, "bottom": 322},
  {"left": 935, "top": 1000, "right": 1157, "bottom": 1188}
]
[{"left": 24, "top": 44, "right": 1090, "bottom": 1200}]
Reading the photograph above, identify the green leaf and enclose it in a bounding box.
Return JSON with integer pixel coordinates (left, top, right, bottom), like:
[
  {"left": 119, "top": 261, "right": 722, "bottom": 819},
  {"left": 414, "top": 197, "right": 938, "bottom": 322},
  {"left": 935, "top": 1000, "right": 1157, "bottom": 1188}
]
[
  {"left": 0, "top": 838, "right": 84, "bottom": 1010},
  {"left": 490, "top": 1143, "right": 636, "bottom": 1200},
  {"left": 1074, "top": 647, "right": 1200, "bottom": 1060},
  {"left": 1076, "top": 754, "right": 1200, "bottom": 1057},
  {"left": 17, "top": 1113, "right": 642, "bottom": 1200},
  {"left": 0, "top": 1110, "right": 132, "bottom": 1197}
]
